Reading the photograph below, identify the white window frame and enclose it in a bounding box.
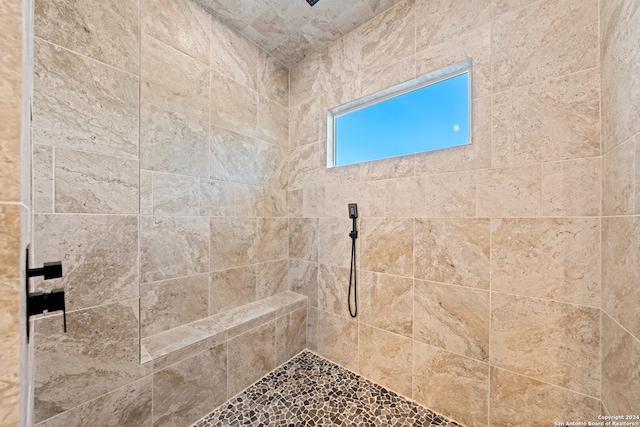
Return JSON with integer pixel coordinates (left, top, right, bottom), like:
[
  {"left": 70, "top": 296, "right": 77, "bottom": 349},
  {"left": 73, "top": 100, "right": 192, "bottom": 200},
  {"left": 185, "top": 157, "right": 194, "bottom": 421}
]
[{"left": 326, "top": 58, "right": 473, "bottom": 168}]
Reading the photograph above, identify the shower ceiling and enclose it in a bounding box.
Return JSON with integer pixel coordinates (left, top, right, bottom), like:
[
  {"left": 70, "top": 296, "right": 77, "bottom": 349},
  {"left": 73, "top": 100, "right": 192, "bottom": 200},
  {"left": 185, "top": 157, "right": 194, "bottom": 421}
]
[{"left": 193, "top": 0, "right": 401, "bottom": 68}]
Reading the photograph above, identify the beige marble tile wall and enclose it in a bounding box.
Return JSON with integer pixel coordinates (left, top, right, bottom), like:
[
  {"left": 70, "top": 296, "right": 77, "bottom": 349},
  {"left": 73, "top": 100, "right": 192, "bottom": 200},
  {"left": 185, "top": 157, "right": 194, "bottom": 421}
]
[
  {"left": 0, "top": 0, "right": 25, "bottom": 424},
  {"left": 288, "top": 0, "right": 608, "bottom": 425},
  {"left": 599, "top": 0, "right": 640, "bottom": 417},
  {"left": 29, "top": 0, "right": 290, "bottom": 425}
]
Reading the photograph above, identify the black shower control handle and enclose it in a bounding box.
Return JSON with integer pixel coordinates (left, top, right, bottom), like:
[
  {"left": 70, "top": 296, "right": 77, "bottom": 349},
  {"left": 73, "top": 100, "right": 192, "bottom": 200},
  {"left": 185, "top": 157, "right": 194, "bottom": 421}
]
[
  {"left": 28, "top": 289, "right": 67, "bottom": 333},
  {"left": 25, "top": 247, "right": 66, "bottom": 341},
  {"left": 27, "top": 261, "right": 63, "bottom": 280}
]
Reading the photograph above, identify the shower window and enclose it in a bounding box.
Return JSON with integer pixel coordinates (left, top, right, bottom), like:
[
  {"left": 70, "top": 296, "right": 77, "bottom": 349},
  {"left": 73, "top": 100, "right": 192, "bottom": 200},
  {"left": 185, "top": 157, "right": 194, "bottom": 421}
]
[{"left": 327, "top": 59, "right": 472, "bottom": 167}]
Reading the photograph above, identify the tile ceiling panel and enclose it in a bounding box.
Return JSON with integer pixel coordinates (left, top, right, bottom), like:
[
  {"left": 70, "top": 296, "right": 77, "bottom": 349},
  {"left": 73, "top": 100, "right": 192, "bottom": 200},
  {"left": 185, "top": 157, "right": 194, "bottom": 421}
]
[{"left": 194, "top": 0, "right": 402, "bottom": 68}]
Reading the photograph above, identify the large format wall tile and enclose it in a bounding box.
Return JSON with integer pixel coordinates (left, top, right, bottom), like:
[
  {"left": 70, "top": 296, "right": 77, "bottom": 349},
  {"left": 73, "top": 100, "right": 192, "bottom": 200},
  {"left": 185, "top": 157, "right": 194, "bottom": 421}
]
[
  {"left": 415, "top": 218, "right": 490, "bottom": 289},
  {"left": 141, "top": 35, "right": 209, "bottom": 122},
  {"left": 290, "top": 52, "right": 323, "bottom": 108},
  {"left": 601, "top": 5, "right": 640, "bottom": 153},
  {"left": 33, "top": 145, "right": 53, "bottom": 213},
  {"left": 385, "top": 177, "right": 425, "bottom": 218},
  {"left": 414, "top": 280, "right": 489, "bottom": 362},
  {"left": 415, "top": 0, "right": 490, "bottom": 50},
  {"left": 288, "top": 260, "right": 318, "bottom": 308},
  {"left": 492, "top": 69, "right": 600, "bottom": 167},
  {"left": 288, "top": 218, "right": 318, "bottom": 262},
  {"left": 322, "top": 36, "right": 360, "bottom": 94},
  {"left": 210, "top": 72, "right": 257, "bottom": 136},
  {"left": 288, "top": 143, "right": 323, "bottom": 190},
  {"left": 255, "top": 218, "right": 288, "bottom": 263},
  {"left": 358, "top": 324, "right": 413, "bottom": 397},
  {"left": 542, "top": 157, "right": 601, "bottom": 216},
  {"left": 357, "top": 0, "right": 415, "bottom": 73},
  {"left": 139, "top": 103, "right": 209, "bottom": 178},
  {"left": 424, "top": 170, "right": 476, "bottom": 218},
  {"left": 256, "top": 95, "right": 288, "bottom": 146},
  {"left": 210, "top": 217, "right": 256, "bottom": 270},
  {"left": 599, "top": 0, "right": 639, "bottom": 59},
  {"left": 289, "top": 97, "right": 321, "bottom": 149},
  {"left": 34, "top": 0, "right": 139, "bottom": 73},
  {"left": 153, "top": 345, "right": 227, "bottom": 427},
  {"left": 603, "top": 137, "right": 635, "bottom": 216},
  {"left": 140, "top": 216, "right": 209, "bottom": 283},
  {"left": 491, "top": 0, "right": 598, "bottom": 92},
  {"left": 361, "top": 218, "right": 414, "bottom": 277},
  {"left": 602, "top": 217, "right": 640, "bottom": 338},
  {"left": 210, "top": 266, "right": 257, "bottom": 315},
  {"left": 490, "top": 367, "right": 600, "bottom": 427},
  {"left": 33, "top": 214, "right": 138, "bottom": 311},
  {"left": 318, "top": 218, "right": 352, "bottom": 269},
  {"left": 0, "top": 204, "right": 20, "bottom": 426},
  {"left": 491, "top": 218, "right": 601, "bottom": 306},
  {"left": 35, "top": 376, "right": 153, "bottom": 427},
  {"left": 142, "top": 0, "right": 210, "bottom": 65},
  {"left": 210, "top": 126, "right": 274, "bottom": 186},
  {"left": 317, "top": 311, "right": 358, "bottom": 372},
  {"left": 54, "top": 149, "right": 139, "bottom": 214},
  {"left": 0, "top": 0, "right": 23, "bottom": 204},
  {"left": 151, "top": 172, "right": 199, "bottom": 216},
  {"left": 413, "top": 342, "right": 489, "bottom": 427},
  {"left": 257, "top": 50, "right": 289, "bottom": 108},
  {"left": 33, "top": 39, "right": 139, "bottom": 159},
  {"left": 359, "top": 271, "right": 413, "bottom": 337},
  {"left": 491, "top": 293, "right": 600, "bottom": 396},
  {"left": 257, "top": 260, "right": 288, "bottom": 299},
  {"left": 200, "top": 180, "right": 259, "bottom": 217},
  {"left": 140, "top": 274, "right": 209, "bottom": 338},
  {"left": 276, "top": 307, "right": 307, "bottom": 365},
  {"left": 491, "top": 0, "right": 539, "bottom": 16},
  {"left": 34, "top": 300, "right": 149, "bottom": 423},
  {"left": 476, "top": 164, "right": 541, "bottom": 217},
  {"left": 227, "top": 321, "right": 276, "bottom": 397},
  {"left": 211, "top": 14, "right": 258, "bottom": 89},
  {"left": 318, "top": 264, "right": 350, "bottom": 318},
  {"left": 601, "top": 313, "right": 640, "bottom": 415}
]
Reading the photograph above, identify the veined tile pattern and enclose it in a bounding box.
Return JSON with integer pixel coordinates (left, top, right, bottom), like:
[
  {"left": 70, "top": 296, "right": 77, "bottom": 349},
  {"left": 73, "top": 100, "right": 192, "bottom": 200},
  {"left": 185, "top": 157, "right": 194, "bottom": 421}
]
[
  {"left": 193, "top": 351, "right": 463, "bottom": 427},
  {"left": 33, "top": 300, "right": 150, "bottom": 423},
  {"left": 0, "top": 204, "right": 21, "bottom": 426},
  {"left": 491, "top": 293, "right": 600, "bottom": 396},
  {"left": 54, "top": 148, "right": 139, "bottom": 214},
  {"left": 32, "top": 214, "right": 139, "bottom": 311},
  {"left": 34, "top": 0, "right": 139, "bottom": 73},
  {"left": 33, "top": 38, "right": 139, "bottom": 159},
  {"left": 491, "top": 0, "right": 598, "bottom": 92},
  {"left": 491, "top": 218, "right": 601, "bottom": 306},
  {"left": 141, "top": 0, "right": 211, "bottom": 65}
]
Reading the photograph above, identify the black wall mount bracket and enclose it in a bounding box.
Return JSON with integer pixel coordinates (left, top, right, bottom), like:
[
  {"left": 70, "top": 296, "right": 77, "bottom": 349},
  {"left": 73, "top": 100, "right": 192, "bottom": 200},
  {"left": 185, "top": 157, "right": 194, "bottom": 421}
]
[{"left": 25, "top": 247, "right": 66, "bottom": 342}]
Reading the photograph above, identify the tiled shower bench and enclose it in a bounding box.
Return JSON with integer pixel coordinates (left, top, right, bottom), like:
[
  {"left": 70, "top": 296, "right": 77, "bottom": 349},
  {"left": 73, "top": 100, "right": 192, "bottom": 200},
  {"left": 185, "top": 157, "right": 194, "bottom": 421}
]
[{"left": 140, "top": 291, "right": 308, "bottom": 426}]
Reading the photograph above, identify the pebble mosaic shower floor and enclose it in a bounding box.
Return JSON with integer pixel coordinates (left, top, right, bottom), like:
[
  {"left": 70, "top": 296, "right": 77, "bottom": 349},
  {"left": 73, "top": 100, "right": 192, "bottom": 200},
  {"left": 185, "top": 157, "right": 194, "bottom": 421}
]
[{"left": 192, "top": 351, "right": 464, "bottom": 427}]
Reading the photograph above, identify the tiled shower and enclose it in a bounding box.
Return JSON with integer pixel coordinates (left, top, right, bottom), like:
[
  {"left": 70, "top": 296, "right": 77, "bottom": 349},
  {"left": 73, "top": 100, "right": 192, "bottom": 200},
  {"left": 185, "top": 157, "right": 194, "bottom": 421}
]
[{"left": 0, "top": 0, "right": 639, "bottom": 426}]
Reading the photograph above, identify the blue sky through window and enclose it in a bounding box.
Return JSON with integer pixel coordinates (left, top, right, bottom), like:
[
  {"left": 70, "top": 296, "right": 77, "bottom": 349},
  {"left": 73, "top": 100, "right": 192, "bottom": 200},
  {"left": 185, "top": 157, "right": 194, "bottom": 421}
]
[{"left": 334, "top": 72, "right": 470, "bottom": 167}]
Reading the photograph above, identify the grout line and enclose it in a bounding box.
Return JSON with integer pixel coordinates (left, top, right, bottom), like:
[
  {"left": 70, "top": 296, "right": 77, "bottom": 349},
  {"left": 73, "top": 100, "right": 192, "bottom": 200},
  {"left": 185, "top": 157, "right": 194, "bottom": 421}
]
[
  {"left": 602, "top": 308, "right": 640, "bottom": 346},
  {"left": 34, "top": 36, "right": 140, "bottom": 78},
  {"left": 491, "top": 364, "right": 601, "bottom": 401},
  {"left": 51, "top": 146, "right": 55, "bottom": 213},
  {"left": 32, "top": 143, "right": 139, "bottom": 163},
  {"left": 491, "top": 65, "right": 602, "bottom": 97},
  {"left": 137, "top": 0, "right": 144, "bottom": 369}
]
